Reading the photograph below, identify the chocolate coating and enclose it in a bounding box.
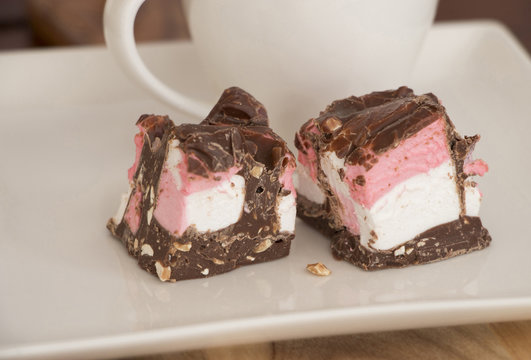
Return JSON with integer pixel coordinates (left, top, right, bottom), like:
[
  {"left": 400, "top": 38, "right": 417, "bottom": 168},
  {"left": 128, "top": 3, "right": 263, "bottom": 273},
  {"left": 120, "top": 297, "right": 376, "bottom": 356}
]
[
  {"left": 108, "top": 88, "right": 295, "bottom": 281},
  {"left": 295, "top": 87, "right": 491, "bottom": 269},
  {"left": 202, "top": 86, "right": 269, "bottom": 127}
]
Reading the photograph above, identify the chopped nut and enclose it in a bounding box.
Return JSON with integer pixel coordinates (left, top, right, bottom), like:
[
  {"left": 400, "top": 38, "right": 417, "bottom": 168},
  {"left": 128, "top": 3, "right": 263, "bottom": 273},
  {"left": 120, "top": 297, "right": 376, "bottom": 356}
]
[
  {"left": 250, "top": 165, "right": 263, "bottom": 178},
  {"left": 151, "top": 137, "right": 162, "bottom": 152},
  {"left": 136, "top": 168, "right": 144, "bottom": 183},
  {"left": 406, "top": 247, "right": 414, "bottom": 255},
  {"left": 146, "top": 206, "right": 154, "bottom": 225},
  {"left": 155, "top": 261, "right": 171, "bottom": 281},
  {"left": 173, "top": 241, "right": 192, "bottom": 252},
  {"left": 321, "top": 117, "right": 342, "bottom": 133},
  {"left": 133, "top": 238, "right": 139, "bottom": 250},
  {"left": 253, "top": 239, "right": 273, "bottom": 253},
  {"left": 211, "top": 258, "right": 224, "bottom": 265},
  {"left": 272, "top": 146, "right": 283, "bottom": 166},
  {"left": 141, "top": 244, "right": 154, "bottom": 256},
  {"left": 306, "top": 262, "right": 331, "bottom": 276},
  {"left": 201, "top": 268, "right": 209, "bottom": 276},
  {"left": 246, "top": 255, "right": 256, "bottom": 262},
  {"left": 355, "top": 175, "right": 366, "bottom": 186},
  {"left": 338, "top": 168, "right": 345, "bottom": 180},
  {"left": 394, "top": 246, "right": 405, "bottom": 256},
  {"left": 150, "top": 186, "right": 155, "bottom": 204},
  {"left": 417, "top": 241, "right": 426, "bottom": 247}
]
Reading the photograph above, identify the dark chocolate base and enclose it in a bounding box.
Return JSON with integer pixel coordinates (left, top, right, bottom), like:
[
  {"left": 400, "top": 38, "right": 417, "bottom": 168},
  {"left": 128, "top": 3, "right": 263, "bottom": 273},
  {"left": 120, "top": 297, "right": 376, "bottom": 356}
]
[
  {"left": 297, "top": 195, "right": 491, "bottom": 270},
  {"left": 108, "top": 218, "right": 293, "bottom": 281},
  {"left": 295, "top": 195, "right": 337, "bottom": 238}
]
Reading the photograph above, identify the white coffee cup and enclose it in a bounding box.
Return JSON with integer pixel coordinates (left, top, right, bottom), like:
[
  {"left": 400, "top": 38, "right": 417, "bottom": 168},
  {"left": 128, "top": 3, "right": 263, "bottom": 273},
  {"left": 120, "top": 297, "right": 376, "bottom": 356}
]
[{"left": 104, "top": 0, "right": 438, "bottom": 139}]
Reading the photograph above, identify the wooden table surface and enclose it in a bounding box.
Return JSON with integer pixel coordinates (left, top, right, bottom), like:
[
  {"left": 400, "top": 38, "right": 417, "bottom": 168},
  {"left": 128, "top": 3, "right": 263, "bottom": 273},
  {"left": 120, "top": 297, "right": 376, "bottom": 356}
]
[
  {"left": 130, "top": 321, "right": 531, "bottom": 360},
  {"left": 1, "top": 1, "right": 530, "bottom": 359}
]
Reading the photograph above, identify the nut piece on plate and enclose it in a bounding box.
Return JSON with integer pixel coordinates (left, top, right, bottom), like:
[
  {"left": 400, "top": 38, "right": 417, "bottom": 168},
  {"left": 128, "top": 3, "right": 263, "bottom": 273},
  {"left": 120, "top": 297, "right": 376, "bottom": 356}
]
[{"left": 306, "top": 262, "right": 331, "bottom": 276}]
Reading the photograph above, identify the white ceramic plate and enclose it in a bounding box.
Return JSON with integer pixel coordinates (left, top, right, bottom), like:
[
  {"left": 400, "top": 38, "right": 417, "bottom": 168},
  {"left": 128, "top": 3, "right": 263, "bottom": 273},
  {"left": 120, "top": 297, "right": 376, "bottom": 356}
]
[{"left": 1, "top": 21, "right": 530, "bottom": 360}]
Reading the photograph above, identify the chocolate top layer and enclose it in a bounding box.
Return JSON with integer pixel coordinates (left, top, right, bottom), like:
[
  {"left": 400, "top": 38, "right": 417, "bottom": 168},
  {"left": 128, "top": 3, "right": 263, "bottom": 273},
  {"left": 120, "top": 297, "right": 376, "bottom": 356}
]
[
  {"left": 173, "top": 124, "right": 293, "bottom": 176},
  {"left": 202, "top": 86, "right": 269, "bottom": 127},
  {"left": 297, "top": 86, "right": 446, "bottom": 166},
  {"left": 136, "top": 114, "right": 174, "bottom": 144},
  {"left": 137, "top": 87, "right": 293, "bottom": 179},
  {"left": 175, "top": 124, "right": 245, "bottom": 176}
]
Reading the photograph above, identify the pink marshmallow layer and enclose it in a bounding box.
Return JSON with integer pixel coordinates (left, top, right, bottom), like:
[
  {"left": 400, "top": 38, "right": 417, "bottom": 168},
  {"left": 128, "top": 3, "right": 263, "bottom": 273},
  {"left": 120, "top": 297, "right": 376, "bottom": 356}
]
[
  {"left": 124, "top": 188, "right": 142, "bottom": 234},
  {"left": 279, "top": 161, "right": 297, "bottom": 196},
  {"left": 124, "top": 125, "right": 145, "bottom": 234},
  {"left": 128, "top": 131, "right": 144, "bottom": 182},
  {"left": 154, "top": 147, "right": 242, "bottom": 236},
  {"left": 464, "top": 159, "right": 488, "bottom": 176},
  {"left": 345, "top": 118, "right": 450, "bottom": 209}
]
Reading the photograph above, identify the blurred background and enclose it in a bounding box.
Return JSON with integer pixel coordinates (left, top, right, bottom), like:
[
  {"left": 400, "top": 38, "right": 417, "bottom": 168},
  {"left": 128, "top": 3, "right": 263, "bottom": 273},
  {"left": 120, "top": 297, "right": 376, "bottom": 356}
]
[{"left": 0, "top": 0, "right": 529, "bottom": 52}]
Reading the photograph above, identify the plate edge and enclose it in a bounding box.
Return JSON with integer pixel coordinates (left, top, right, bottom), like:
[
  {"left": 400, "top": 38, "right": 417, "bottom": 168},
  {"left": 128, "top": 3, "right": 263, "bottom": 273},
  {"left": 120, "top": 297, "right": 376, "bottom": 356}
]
[{"left": 2, "top": 297, "right": 531, "bottom": 360}]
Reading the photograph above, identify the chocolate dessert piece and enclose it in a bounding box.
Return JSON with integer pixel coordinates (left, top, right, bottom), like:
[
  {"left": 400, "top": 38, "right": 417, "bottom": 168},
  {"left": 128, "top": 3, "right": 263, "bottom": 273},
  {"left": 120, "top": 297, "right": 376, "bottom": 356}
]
[
  {"left": 108, "top": 87, "right": 296, "bottom": 281},
  {"left": 295, "top": 86, "right": 491, "bottom": 270}
]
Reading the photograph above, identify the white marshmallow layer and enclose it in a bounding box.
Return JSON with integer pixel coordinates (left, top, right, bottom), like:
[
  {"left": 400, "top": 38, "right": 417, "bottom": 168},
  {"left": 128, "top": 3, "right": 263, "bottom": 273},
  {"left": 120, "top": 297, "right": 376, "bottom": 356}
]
[
  {"left": 186, "top": 174, "right": 246, "bottom": 233},
  {"left": 319, "top": 151, "right": 482, "bottom": 251},
  {"left": 113, "top": 186, "right": 132, "bottom": 224},
  {"left": 277, "top": 193, "right": 296, "bottom": 233},
  {"left": 464, "top": 182, "right": 481, "bottom": 216},
  {"left": 356, "top": 160, "right": 461, "bottom": 250},
  {"left": 295, "top": 164, "right": 326, "bottom": 204}
]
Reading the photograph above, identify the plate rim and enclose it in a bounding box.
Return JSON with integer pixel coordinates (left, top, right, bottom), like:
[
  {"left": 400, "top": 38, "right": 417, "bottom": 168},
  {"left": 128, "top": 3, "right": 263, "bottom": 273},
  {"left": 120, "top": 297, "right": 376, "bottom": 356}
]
[{"left": 2, "top": 297, "right": 531, "bottom": 360}]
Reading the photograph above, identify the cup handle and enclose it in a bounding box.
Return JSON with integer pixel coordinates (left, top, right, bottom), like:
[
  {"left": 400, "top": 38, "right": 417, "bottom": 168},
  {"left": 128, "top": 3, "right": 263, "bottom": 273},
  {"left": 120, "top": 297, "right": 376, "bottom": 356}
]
[{"left": 103, "top": 0, "right": 210, "bottom": 118}]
